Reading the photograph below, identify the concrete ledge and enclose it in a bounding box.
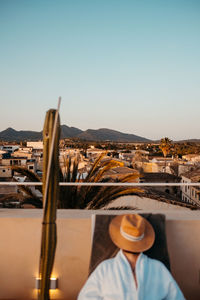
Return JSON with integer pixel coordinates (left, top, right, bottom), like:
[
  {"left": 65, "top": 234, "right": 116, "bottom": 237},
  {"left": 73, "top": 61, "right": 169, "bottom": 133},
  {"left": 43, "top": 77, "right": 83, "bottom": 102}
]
[
  {"left": 0, "top": 209, "right": 200, "bottom": 300},
  {"left": 1, "top": 208, "right": 200, "bottom": 219}
]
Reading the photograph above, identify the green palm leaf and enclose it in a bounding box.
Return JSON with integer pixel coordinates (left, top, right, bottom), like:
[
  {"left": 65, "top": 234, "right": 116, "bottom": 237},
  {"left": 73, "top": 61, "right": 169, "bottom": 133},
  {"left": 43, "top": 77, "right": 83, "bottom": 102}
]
[{"left": 12, "top": 166, "right": 42, "bottom": 193}]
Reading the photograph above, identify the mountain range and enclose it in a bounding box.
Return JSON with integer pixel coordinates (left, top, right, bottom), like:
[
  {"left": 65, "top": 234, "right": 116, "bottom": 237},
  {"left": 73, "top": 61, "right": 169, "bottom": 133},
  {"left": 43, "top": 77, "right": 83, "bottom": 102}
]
[{"left": 0, "top": 126, "right": 151, "bottom": 142}]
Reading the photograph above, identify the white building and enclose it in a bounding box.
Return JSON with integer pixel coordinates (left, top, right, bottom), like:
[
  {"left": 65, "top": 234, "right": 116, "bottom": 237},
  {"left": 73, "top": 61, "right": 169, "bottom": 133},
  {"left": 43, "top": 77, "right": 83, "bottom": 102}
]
[
  {"left": 27, "top": 141, "right": 43, "bottom": 150},
  {"left": 182, "top": 154, "right": 200, "bottom": 163},
  {"left": 0, "top": 165, "right": 12, "bottom": 178},
  {"left": 1, "top": 157, "right": 27, "bottom": 167},
  {"left": 178, "top": 163, "right": 195, "bottom": 176},
  {"left": 1, "top": 145, "right": 19, "bottom": 153},
  {"left": 181, "top": 168, "right": 200, "bottom": 206},
  {"left": 134, "top": 157, "right": 174, "bottom": 174}
]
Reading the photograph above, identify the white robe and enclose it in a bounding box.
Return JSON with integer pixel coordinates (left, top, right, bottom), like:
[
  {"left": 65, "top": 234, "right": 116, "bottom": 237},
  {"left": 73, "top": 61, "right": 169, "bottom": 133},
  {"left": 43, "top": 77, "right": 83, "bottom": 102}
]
[{"left": 78, "top": 250, "right": 185, "bottom": 300}]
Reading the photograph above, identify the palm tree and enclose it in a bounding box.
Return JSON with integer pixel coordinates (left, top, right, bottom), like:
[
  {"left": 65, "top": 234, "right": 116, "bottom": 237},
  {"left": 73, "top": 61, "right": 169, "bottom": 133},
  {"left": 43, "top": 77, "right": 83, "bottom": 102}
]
[
  {"left": 159, "top": 137, "right": 172, "bottom": 158},
  {"left": 159, "top": 137, "right": 172, "bottom": 173},
  {"left": 10, "top": 153, "right": 142, "bottom": 209},
  {"left": 59, "top": 153, "right": 141, "bottom": 209}
]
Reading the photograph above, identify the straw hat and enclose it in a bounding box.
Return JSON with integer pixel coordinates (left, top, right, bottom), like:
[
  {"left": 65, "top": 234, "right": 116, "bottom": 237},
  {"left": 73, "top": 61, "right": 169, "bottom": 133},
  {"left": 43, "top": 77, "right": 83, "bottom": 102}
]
[{"left": 109, "top": 214, "right": 155, "bottom": 252}]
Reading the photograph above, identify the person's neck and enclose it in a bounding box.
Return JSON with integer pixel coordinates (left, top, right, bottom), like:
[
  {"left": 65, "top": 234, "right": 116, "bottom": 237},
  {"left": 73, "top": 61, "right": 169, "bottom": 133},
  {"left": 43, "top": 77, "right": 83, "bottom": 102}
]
[{"left": 122, "top": 250, "right": 141, "bottom": 269}]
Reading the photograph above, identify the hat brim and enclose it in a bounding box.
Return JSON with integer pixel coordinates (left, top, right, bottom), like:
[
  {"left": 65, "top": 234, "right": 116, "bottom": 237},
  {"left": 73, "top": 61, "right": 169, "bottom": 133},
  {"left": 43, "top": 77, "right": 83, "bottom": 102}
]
[{"left": 109, "top": 214, "right": 155, "bottom": 253}]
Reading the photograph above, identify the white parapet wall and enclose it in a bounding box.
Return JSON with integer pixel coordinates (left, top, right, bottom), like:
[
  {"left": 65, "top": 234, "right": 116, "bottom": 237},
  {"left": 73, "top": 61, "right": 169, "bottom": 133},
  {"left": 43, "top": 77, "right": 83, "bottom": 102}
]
[
  {"left": 105, "top": 195, "right": 190, "bottom": 210},
  {"left": 0, "top": 209, "right": 200, "bottom": 300}
]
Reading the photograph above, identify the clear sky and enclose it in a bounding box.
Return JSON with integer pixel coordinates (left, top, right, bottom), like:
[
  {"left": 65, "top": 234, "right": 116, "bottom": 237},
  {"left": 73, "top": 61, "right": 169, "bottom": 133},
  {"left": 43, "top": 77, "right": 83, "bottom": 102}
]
[{"left": 0, "top": 0, "right": 200, "bottom": 141}]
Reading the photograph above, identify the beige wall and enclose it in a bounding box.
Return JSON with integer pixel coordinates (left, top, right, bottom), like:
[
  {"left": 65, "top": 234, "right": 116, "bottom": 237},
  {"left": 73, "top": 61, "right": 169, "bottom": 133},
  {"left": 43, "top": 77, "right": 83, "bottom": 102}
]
[
  {"left": 0, "top": 211, "right": 91, "bottom": 300},
  {"left": 0, "top": 166, "right": 12, "bottom": 178},
  {"left": 0, "top": 209, "right": 200, "bottom": 300},
  {"left": 13, "top": 151, "right": 32, "bottom": 159},
  {"left": 105, "top": 195, "right": 189, "bottom": 210}
]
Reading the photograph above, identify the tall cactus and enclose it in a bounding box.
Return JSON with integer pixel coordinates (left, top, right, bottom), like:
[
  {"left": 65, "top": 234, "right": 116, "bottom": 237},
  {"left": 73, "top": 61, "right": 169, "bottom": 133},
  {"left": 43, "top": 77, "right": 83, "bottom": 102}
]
[{"left": 38, "top": 109, "right": 60, "bottom": 300}]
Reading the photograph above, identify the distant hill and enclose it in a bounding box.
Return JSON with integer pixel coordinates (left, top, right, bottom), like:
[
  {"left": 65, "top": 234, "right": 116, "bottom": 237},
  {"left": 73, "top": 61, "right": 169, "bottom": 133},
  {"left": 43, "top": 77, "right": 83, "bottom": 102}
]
[
  {"left": 176, "top": 139, "right": 200, "bottom": 143},
  {"left": 76, "top": 128, "right": 150, "bottom": 142},
  {"left": 0, "top": 128, "right": 42, "bottom": 141},
  {"left": 61, "top": 125, "right": 83, "bottom": 138},
  {"left": 0, "top": 126, "right": 151, "bottom": 142},
  {"left": 1, "top": 126, "right": 199, "bottom": 143}
]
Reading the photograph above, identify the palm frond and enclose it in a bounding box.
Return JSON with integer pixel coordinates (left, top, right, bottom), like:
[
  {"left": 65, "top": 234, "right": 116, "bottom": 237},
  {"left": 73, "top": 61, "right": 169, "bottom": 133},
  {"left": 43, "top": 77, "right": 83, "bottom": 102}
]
[
  {"left": 119, "top": 173, "right": 140, "bottom": 183},
  {"left": 71, "top": 157, "right": 79, "bottom": 182},
  {"left": 58, "top": 153, "right": 142, "bottom": 209},
  {"left": 106, "top": 206, "right": 137, "bottom": 210},
  {"left": 12, "top": 166, "right": 42, "bottom": 193},
  {"left": 100, "top": 159, "right": 124, "bottom": 169},
  {"left": 0, "top": 193, "right": 23, "bottom": 203},
  {"left": 18, "top": 185, "right": 36, "bottom": 198},
  {"left": 22, "top": 197, "right": 43, "bottom": 208},
  {"left": 84, "top": 152, "right": 106, "bottom": 182},
  {"left": 91, "top": 161, "right": 124, "bottom": 183},
  {"left": 79, "top": 156, "right": 126, "bottom": 203},
  {"left": 66, "top": 157, "right": 72, "bottom": 182}
]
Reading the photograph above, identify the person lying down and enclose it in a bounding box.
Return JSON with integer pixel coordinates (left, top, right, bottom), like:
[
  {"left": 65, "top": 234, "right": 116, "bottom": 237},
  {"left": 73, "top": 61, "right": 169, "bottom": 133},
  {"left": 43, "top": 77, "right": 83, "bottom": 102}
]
[{"left": 78, "top": 214, "right": 185, "bottom": 300}]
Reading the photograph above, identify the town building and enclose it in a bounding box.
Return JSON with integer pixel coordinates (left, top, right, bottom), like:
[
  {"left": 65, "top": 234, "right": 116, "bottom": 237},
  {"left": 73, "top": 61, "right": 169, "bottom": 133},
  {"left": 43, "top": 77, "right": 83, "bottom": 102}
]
[
  {"left": 140, "top": 172, "right": 181, "bottom": 196},
  {"left": 181, "top": 168, "right": 200, "bottom": 206},
  {"left": 0, "top": 145, "right": 19, "bottom": 153},
  {"left": 182, "top": 154, "right": 200, "bottom": 163}
]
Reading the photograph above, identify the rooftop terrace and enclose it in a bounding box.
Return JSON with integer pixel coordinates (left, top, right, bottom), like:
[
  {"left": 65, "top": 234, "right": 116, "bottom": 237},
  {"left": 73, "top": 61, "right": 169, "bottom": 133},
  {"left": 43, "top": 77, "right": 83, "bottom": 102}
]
[{"left": 0, "top": 209, "right": 200, "bottom": 300}]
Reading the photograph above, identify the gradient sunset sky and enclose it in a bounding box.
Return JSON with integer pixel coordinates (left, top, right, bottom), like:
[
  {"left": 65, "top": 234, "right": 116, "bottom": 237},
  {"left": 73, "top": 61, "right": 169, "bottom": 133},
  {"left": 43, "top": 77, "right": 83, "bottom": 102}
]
[{"left": 0, "top": 0, "right": 200, "bottom": 140}]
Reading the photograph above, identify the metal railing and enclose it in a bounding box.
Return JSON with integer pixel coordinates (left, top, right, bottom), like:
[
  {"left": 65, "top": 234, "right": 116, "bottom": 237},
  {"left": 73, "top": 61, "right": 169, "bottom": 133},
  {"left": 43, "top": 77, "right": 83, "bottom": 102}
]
[{"left": 0, "top": 182, "right": 200, "bottom": 187}]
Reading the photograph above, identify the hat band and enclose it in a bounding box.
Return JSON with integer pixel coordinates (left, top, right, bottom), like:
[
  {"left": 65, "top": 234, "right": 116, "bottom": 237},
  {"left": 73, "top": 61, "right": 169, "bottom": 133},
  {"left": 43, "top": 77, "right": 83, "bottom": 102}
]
[{"left": 120, "top": 227, "right": 145, "bottom": 242}]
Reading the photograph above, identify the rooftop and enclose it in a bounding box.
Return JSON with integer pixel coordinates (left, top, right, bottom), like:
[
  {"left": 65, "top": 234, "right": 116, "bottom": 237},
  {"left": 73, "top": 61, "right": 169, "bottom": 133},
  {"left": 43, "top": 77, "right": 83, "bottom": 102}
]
[{"left": 182, "top": 168, "right": 200, "bottom": 182}]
